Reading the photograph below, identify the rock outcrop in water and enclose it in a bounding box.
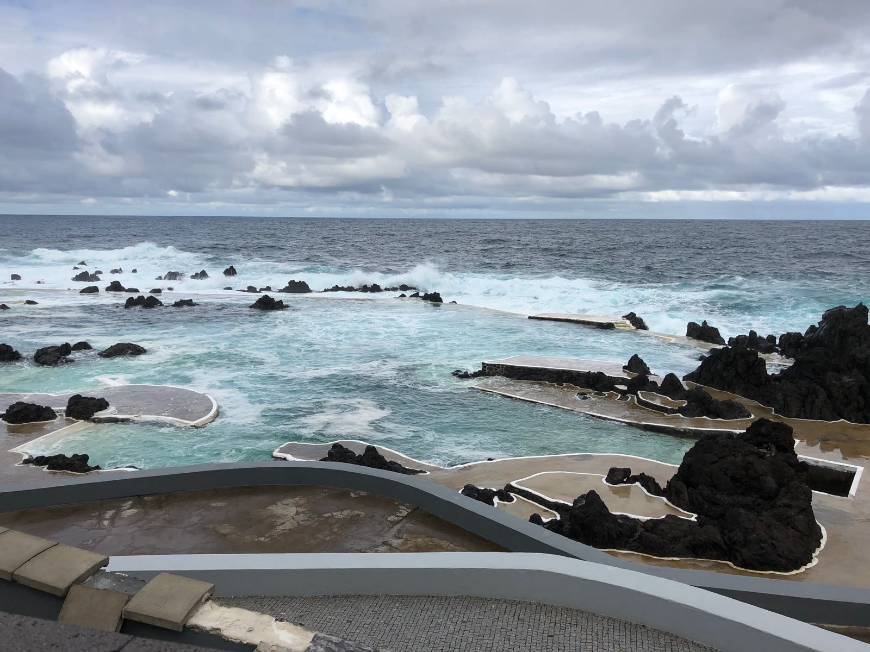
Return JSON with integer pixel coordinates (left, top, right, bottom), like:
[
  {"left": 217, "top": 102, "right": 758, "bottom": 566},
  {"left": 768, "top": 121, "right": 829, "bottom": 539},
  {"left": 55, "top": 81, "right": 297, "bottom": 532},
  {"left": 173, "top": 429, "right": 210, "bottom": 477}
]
[
  {"left": 105, "top": 280, "right": 125, "bottom": 292},
  {"left": 622, "top": 312, "right": 649, "bottom": 330},
  {"left": 66, "top": 394, "right": 109, "bottom": 420},
  {"left": 529, "top": 419, "right": 822, "bottom": 572},
  {"left": 79, "top": 286, "right": 99, "bottom": 294},
  {"left": 250, "top": 295, "right": 287, "bottom": 310},
  {"left": 34, "top": 343, "right": 72, "bottom": 366},
  {"left": 173, "top": 299, "right": 197, "bottom": 307},
  {"left": 72, "top": 271, "right": 100, "bottom": 282},
  {"left": 99, "top": 342, "right": 146, "bottom": 358},
  {"left": 191, "top": 269, "right": 209, "bottom": 280},
  {"left": 460, "top": 484, "right": 515, "bottom": 505},
  {"left": 685, "top": 303, "right": 870, "bottom": 423},
  {"left": 71, "top": 341, "right": 92, "bottom": 351},
  {"left": 0, "top": 304, "right": 9, "bottom": 310},
  {"left": 2, "top": 401, "right": 56, "bottom": 424},
  {"left": 0, "top": 344, "right": 22, "bottom": 362},
  {"left": 658, "top": 373, "right": 687, "bottom": 399},
  {"left": 623, "top": 354, "right": 651, "bottom": 376},
  {"left": 686, "top": 320, "right": 726, "bottom": 345},
  {"left": 420, "top": 291, "right": 443, "bottom": 303},
  {"left": 10, "top": 273, "right": 21, "bottom": 280},
  {"left": 319, "top": 443, "right": 425, "bottom": 475},
  {"left": 160, "top": 271, "right": 183, "bottom": 281},
  {"left": 23, "top": 453, "right": 100, "bottom": 473},
  {"left": 125, "top": 295, "right": 163, "bottom": 309},
  {"left": 223, "top": 265, "right": 237, "bottom": 276},
  {"left": 728, "top": 330, "right": 778, "bottom": 354},
  {"left": 278, "top": 280, "right": 312, "bottom": 293},
  {"left": 452, "top": 368, "right": 486, "bottom": 379}
]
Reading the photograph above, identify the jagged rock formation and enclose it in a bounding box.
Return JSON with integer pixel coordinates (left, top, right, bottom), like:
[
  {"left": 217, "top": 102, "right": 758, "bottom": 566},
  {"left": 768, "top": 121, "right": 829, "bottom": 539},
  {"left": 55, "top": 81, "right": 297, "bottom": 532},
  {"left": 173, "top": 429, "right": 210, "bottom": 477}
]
[
  {"left": 2, "top": 401, "right": 56, "bottom": 423},
  {"left": 452, "top": 369, "right": 486, "bottom": 379},
  {"left": 278, "top": 280, "right": 312, "bottom": 293},
  {"left": 658, "top": 373, "right": 687, "bottom": 399},
  {"left": 460, "top": 484, "right": 515, "bottom": 505},
  {"left": 622, "top": 312, "right": 649, "bottom": 330},
  {"left": 105, "top": 280, "right": 125, "bottom": 292},
  {"left": 530, "top": 420, "right": 822, "bottom": 572},
  {"left": 34, "top": 343, "right": 72, "bottom": 366},
  {"left": 677, "top": 387, "right": 751, "bottom": 419},
  {"left": 623, "top": 354, "right": 651, "bottom": 376},
  {"left": 604, "top": 467, "right": 664, "bottom": 495},
  {"left": 685, "top": 304, "right": 870, "bottom": 423},
  {"left": 124, "top": 295, "right": 163, "bottom": 309},
  {"left": 65, "top": 394, "right": 109, "bottom": 420},
  {"left": 0, "top": 344, "right": 22, "bottom": 362},
  {"left": 319, "top": 443, "right": 425, "bottom": 475},
  {"left": 686, "top": 320, "right": 726, "bottom": 345},
  {"left": 250, "top": 295, "right": 287, "bottom": 310},
  {"left": 223, "top": 265, "right": 237, "bottom": 276},
  {"left": 72, "top": 271, "right": 100, "bottom": 282},
  {"left": 728, "top": 330, "right": 778, "bottom": 354},
  {"left": 191, "top": 269, "right": 209, "bottom": 280},
  {"left": 98, "top": 342, "right": 147, "bottom": 358},
  {"left": 23, "top": 453, "right": 100, "bottom": 473}
]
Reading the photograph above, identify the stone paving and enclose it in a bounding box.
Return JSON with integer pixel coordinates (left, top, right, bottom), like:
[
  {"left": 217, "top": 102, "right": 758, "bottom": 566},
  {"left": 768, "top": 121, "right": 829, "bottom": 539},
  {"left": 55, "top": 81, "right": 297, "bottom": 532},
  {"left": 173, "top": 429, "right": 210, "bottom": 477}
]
[{"left": 220, "top": 595, "right": 717, "bottom": 652}]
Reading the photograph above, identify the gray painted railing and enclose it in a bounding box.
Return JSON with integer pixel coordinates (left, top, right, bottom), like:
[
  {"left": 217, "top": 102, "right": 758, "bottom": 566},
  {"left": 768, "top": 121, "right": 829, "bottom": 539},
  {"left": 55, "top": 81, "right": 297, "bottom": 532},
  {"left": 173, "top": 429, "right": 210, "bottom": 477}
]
[
  {"left": 107, "top": 552, "right": 869, "bottom": 652},
  {"left": 2, "top": 461, "right": 869, "bottom": 627}
]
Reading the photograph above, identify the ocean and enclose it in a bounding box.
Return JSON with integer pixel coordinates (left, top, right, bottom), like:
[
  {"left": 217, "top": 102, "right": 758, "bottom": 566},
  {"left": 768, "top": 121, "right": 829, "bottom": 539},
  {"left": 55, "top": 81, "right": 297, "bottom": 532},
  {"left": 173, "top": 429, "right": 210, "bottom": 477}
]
[{"left": 1, "top": 216, "right": 868, "bottom": 470}]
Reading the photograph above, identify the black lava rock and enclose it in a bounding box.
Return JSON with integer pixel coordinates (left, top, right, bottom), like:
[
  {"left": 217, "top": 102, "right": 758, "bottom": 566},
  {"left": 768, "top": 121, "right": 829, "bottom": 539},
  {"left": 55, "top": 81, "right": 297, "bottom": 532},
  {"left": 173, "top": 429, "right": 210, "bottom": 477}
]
[
  {"left": 23, "top": 453, "right": 100, "bottom": 473},
  {"left": 163, "top": 271, "right": 183, "bottom": 281},
  {"left": 223, "top": 265, "right": 237, "bottom": 276},
  {"left": 460, "top": 484, "right": 515, "bottom": 505},
  {"left": 250, "top": 295, "right": 287, "bottom": 310},
  {"left": 72, "top": 271, "right": 100, "bottom": 282},
  {"left": 71, "top": 341, "right": 92, "bottom": 351},
  {"left": 677, "top": 387, "right": 751, "bottom": 419},
  {"left": 105, "top": 280, "right": 125, "bottom": 292},
  {"left": 24, "top": 300, "right": 37, "bottom": 305},
  {"left": 124, "top": 287, "right": 140, "bottom": 293},
  {"left": 173, "top": 299, "right": 197, "bottom": 307},
  {"left": 34, "top": 343, "right": 72, "bottom": 366},
  {"left": 10, "top": 273, "right": 21, "bottom": 280},
  {"left": 191, "top": 269, "right": 209, "bottom": 280},
  {"left": 79, "top": 286, "right": 99, "bottom": 294},
  {"left": 686, "top": 320, "right": 726, "bottom": 345},
  {"left": 0, "top": 304, "right": 9, "bottom": 310},
  {"left": 110, "top": 268, "right": 122, "bottom": 274},
  {"left": 124, "top": 295, "right": 163, "bottom": 309},
  {"left": 2, "top": 401, "right": 56, "bottom": 423},
  {"left": 623, "top": 354, "right": 651, "bottom": 376},
  {"left": 0, "top": 344, "right": 22, "bottom": 362},
  {"left": 319, "top": 443, "right": 425, "bottom": 475},
  {"left": 604, "top": 467, "right": 665, "bottom": 496},
  {"left": 622, "top": 312, "right": 649, "bottom": 330},
  {"left": 278, "top": 280, "right": 312, "bottom": 293},
  {"left": 99, "top": 342, "right": 147, "bottom": 358},
  {"left": 452, "top": 368, "right": 486, "bottom": 379},
  {"left": 149, "top": 288, "right": 162, "bottom": 294},
  {"left": 728, "top": 330, "right": 778, "bottom": 354},
  {"left": 65, "top": 394, "right": 109, "bottom": 420},
  {"left": 421, "top": 291, "right": 443, "bottom": 303}
]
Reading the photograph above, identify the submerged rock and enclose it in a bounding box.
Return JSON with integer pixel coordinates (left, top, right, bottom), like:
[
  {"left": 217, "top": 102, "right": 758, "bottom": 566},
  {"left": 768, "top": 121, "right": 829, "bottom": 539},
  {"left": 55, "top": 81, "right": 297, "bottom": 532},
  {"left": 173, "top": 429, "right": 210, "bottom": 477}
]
[
  {"left": 622, "top": 312, "right": 649, "bottom": 330},
  {"left": 686, "top": 320, "right": 726, "bottom": 345},
  {"left": 79, "top": 286, "right": 99, "bottom": 294},
  {"left": 223, "top": 265, "right": 237, "bottom": 276},
  {"left": 530, "top": 419, "right": 821, "bottom": 572},
  {"left": 99, "top": 342, "right": 147, "bottom": 358},
  {"left": 684, "top": 304, "right": 870, "bottom": 423},
  {"left": 34, "top": 343, "right": 72, "bottom": 366},
  {"left": 460, "top": 484, "right": 515, "bottom": 505},
  {"left": 452, "top": 368, "right": 486, "bottom": 379},
  {"left": 319, "top": 443, "right": 425, "bottom": 475},
  {"left": 623, "top": 354, "right": 651, "bottom": 376},
  {"left": 677, "top": 387, "right": 751, "bottom": 420},
  {"left": 105, "top": 280, "right": 125, "bottom": 292},
  {"left": 66, "top": 394, "right": 109, "bottom": 420},
  {"left": 72, "top": 271, "right": 100, "bottom": 282},
  {"left": 2, "top": 401, "right": 56, "bottom": 424},
  {"left": 23, "top": 453, "right": 100, "bottom": 473},
  {"left": 124, "top": 295, "right": 163, "bottom": 309},
  {"left": 0, "top": 344, "right": 22, "bottom": 362},
  {"left": 0, "top": 304, "right": 9, "bottom": 310},
  {"left": 278, "top": 279, "right": 312, "bottom": 293},
  {"left": 250, "top": 295, "right": 287, "bottom": 310},
  {"left": 24, "top": 300, "right": 37, "bottom": 305}
]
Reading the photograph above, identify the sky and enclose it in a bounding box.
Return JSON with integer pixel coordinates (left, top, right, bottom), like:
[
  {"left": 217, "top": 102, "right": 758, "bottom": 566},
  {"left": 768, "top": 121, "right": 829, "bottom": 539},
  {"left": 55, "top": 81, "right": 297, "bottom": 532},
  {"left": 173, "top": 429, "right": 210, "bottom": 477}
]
[{"left": 2, "top": 0, "right": 870, "bottom": 218}]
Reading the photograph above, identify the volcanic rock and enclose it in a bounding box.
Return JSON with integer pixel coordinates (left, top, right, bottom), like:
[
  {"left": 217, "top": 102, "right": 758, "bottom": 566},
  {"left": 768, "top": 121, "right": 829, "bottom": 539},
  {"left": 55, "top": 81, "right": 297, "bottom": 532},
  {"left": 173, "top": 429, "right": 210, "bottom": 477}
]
[
  {"left": 777, "top": 332, "right": 805, "bottom": 358},
  {"left": 319, "top": 443, "right": 425, "bottom": 475},
  {"left": 124, "top": 288, "right": 140, "bottom": 293},
  {"left": 250, "top": 295, "right": 286, "bottom": 310},
  {"left": 99, "top": 342, "right": 147, "bottom": 358},
  {"left": 223, "top": 265, "right": 237, "bottom": 276},
  {"left": 72, "top": 271, "right": 100, "bottom": 282},
  {"left": 622, "top": 312, "right": 649, "bottom": 330},
  {"left": 124, "top": 295, "right": 162, "bottom": 308},
  {"left": 34, "top": 343, "right": 72, "bottom": 366},
  {"left": 163, "top": 271, "right": 183, "bottom": 281},
  {"left": 623, "top": 354, "right": 651, "bottom": 376},
  {"left": 0, "top": 344, "right": 22, "bottom": 362},
  {"left": 421, "top": 291, "right": 443, "bottom": 303},
  {"left": 23, "top": 453, "right": 100, "bottom": 473},
  {"left": 71, "top": 341, "right": 92, "bottom": 351},
  {"left": 2, "top": 401, "right": 56, "bottom": 424},
  {"left": 10, "top": 273, "right": 21, "bottom": 280},
  {"left": 677, "top": 387, "right": 751, "bottom": 420},
  {"left": 0, "top": 304, "right": 9, "bottom": 309},
  {"left": 460, "top": 484, "right": 515, "bottom": 505},
  {"left": 66, "top": 394, "right": 109, "bottom": 420},
  {"left": 24, "top": 300, "right": 37, "bottom": 305},
  {"left": 110, "top": 268, "right": 122, "bottom": 274},
  {"left": 173, "top": 299, "right": 197, "bottom": 307},
  {"left": 323, "top": 285, "right": 356, "bottom": 292},
  {"left": 105, "top": 280, "right": 125, "bottom": 292},
  {"left": 452, "top": 369, "right": 486, "bottom": 379},
  {"left": 79, "top": 286, "right": 99, "bottom": 294},
  {"left": 191, "top": 269, "right": 209, "bottom": 280},
  {"left": 244, "top": 285, "right": 259, "bottom": 293},
  {"left": 149, "top": 288, "right": 162, "bottom": 294},
  {"left": 728, "top": 330, "right": 778, "bottom": 354},
  {"left": 259, "top": 286, "right": 272, "bottom": 292},
  {"left": 686, "top": 320, "right": 726, "bottom": 345},
  {"left": 278, "top": 280, "right": 312, "bottom": 293}
]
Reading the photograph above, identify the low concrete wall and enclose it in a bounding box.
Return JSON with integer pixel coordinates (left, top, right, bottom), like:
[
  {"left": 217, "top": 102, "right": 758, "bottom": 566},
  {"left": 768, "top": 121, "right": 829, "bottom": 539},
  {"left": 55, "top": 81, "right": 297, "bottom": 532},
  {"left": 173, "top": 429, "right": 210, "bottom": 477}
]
[
  {"left": 107, "top": 552, "right": 866, "bottom": 652},
  {"left": 2, "top": 461, "right": 869, "bottom": 627}
]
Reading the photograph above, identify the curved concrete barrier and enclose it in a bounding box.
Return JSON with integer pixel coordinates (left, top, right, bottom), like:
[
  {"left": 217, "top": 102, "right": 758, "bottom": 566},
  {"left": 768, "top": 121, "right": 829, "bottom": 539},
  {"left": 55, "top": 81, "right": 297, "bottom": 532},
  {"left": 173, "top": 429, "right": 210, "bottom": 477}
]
[
  {"left": 1, "top": 461, "right": 869, "bottom": 627},
  {"left": 107, "top": 552, "right": 866, "bottom": 652}
]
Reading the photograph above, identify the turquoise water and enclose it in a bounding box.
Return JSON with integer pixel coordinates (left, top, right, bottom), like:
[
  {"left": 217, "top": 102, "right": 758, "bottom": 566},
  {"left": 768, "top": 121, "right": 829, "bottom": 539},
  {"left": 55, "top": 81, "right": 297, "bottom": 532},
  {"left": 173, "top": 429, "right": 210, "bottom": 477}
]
[{"left": 2, "top": 291, "right": 700, "bottom": 468}]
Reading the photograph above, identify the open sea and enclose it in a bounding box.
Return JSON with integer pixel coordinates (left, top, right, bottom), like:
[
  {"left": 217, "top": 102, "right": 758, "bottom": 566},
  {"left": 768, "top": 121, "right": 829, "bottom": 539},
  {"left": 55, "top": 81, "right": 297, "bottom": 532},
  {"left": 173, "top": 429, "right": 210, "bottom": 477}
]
[{"left": 1, "top": 216, "right": 868, "bottom": 469}]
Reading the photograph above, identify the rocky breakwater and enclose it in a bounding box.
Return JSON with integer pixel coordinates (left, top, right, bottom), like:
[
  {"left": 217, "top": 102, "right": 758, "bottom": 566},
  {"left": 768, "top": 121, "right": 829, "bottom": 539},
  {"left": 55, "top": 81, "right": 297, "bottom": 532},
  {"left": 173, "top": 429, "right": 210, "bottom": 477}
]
[
  {"left": 528, "top": 419, "right": 822, "bottom": 572},
  {"left": 685, "top": 303, "right": 870, "bottom": 423}
]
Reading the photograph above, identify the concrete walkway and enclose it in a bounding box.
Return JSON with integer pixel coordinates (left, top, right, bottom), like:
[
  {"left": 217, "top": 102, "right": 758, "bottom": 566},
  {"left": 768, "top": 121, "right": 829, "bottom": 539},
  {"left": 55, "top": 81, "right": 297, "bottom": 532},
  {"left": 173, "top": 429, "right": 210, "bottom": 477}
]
[{"left": 219, "top": 595, "right": 716, "bottom": 652}]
